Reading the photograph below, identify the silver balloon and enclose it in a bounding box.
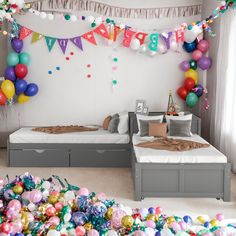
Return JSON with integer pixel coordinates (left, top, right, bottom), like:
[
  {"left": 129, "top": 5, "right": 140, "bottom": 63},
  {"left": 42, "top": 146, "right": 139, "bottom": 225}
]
[
  {"left": 139, "top": 44, "right": 147, "bottom": 53},
  {"left": 130, "top": 38, "right": 141, "bottom": 50}
]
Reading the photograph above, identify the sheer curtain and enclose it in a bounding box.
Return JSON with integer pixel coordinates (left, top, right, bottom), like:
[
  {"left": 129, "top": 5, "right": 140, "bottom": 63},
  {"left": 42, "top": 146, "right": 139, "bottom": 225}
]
[{"left": 210, "top": 10, "right": 236, "bottom": 173}]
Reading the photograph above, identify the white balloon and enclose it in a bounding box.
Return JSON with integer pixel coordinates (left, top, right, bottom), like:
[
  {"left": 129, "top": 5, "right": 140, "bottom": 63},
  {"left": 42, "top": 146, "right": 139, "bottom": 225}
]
[
  {"left": 161, "top": 228, "right": 174, "bottom": 236},
  {"left": 64, "top": 213, "right": 71, "bottom": 222},
  {"left": 145, "top": 228, "right": 156, "bottom": 236},
  {"left": 107, "top": 230, "right": 118, "bottom": 236},
  {"left": 42, "top": 181, "right": 51, "bottom": 189},
  {"left": 87, "top": 15, "right": 95, "bottom": 23},
  {"left": 170, "top": 36, "right": 178, "bottom": 52},
  {"left": 158, "top": 41, "right": 167, "bottom": 54},
  {"left": 64, "top": 191, "right": 75, "bottom": 201},
  {"left": 40, "top": 12, "right": 47, "bottom": 19},
  {"left": 42, "top": 190, "right": 49, "bottom": 198},
  {"left": 95, "top": 17, "right": 102, "bottom": 25},
  {"left": 47, "top": 230, "right": 60, "bottom": 236},
  {"left": 124, "top": 206, "right": 133, "bottom": 215},
  {"left": 47, "top": 14, "right": 54, "bottom": 20},
  {"left": 70, "top": 15, "right": 77, "bottom": 22},
  {"left": 184, "top": 28, "right": 198, "bottom": 43},
  {"left": 139, "top": 44, "right": 147, "bottom": 53},
  {"left": 192, "top": 25, "right": 203, "bottom": 36},
  {"left": 130, "top": 38, "right": 141, "bottom": 50},
  {"left": 8, "top": 0, "right": 16, "bottom": 4},
  {"left": 27, "top": 203, "right": 36, "bottom": 211}
]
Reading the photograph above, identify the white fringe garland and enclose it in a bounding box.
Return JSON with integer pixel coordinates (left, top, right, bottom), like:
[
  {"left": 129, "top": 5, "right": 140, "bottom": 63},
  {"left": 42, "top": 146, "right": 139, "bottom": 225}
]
[{"left": 31, "top": 0, "right": 202, "bottom": 19}]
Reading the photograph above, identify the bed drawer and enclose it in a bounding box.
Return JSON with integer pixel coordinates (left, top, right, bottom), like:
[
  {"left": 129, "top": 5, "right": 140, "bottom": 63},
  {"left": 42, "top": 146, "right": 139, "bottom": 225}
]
[
  {"left": 9, "top": 149, "right": 69, "bottom": 167},
  {"left": 70, "top": 149, "right": 131, "bottom": 167}
]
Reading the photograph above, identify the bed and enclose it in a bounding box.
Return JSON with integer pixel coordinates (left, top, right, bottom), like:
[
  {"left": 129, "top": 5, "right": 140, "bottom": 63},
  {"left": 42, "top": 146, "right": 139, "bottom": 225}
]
[
  {"left": 129, "top": 112, "right": 231, "bottom": 202},
  {"left": 8, "top": 127, "right": 130, "bottom": 167}
]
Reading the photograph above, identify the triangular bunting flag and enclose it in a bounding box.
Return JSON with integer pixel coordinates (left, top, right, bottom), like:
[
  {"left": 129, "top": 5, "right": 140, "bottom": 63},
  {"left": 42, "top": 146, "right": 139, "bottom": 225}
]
[
  {"left": 19, "top": 27, "right": 32, "bottom": 40},
  {"left": 57, "top": 39, "right": 69, "bottom": 54},
  {"left": 93, "top": 23, "right": 109, "bottom": 39},
  {"left": 31, "top": 32, "right": 44, "bottom": 43},
  {"left": 70, "top": 36, "right": 83, "bottom": 51},
  {"left": 81, "top": 31, "right": 97, "bottom": 45},
  {"left": 45, "top": 36, "right": 57, "bottom": 52}
]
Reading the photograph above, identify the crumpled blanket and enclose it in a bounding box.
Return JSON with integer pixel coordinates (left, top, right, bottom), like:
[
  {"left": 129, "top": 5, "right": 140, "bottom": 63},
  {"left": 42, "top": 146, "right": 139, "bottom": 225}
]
[
  {"left": 32, "top": 126, "right": 98, "bottom": 134},
  {"left": 135, "top": 137, "right": 210, "bottom": 152}
]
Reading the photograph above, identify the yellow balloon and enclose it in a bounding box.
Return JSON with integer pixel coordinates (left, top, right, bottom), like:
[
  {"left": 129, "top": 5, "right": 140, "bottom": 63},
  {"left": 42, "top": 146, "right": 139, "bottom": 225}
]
[
  {"left": 84, "top": 222, "right": 93, "bottom": 231},
  {"left": 210, "top": 219, "right": 219, "bottom": 227},
  {"left": 105, "top": 208, "right": 114, "bottom": 220},
  {"left": 18, "top": 94, "right": 30, "bottom": 104},
  {"left": 121, "top": 215, "right": 134, "bottom": 229},
  {"left": 13, "top": 185, "right": 24, "bottom": 194},
  {"left": 197, "top": 216, "right": 205, "bottom": 224},
  {"left": 185, "top": 69, "right": 198, "bottom": 84},
  {"left": 21, "top": 212, "right": 29, "bottom": 230},
  {"left": 1, "top": 80, "right": 15, "bottom": 99},
  {"left": 146, "top": 214, "right": 157, "bottom": 221}
]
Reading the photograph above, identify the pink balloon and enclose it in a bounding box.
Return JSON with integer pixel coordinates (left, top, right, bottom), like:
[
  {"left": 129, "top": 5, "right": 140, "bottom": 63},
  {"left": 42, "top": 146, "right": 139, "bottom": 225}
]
[
  {"left": 179, "top": 221, "right": 187, "bottom": 230},
  {"left": 197, "top": 40, "right": 209, "bottom": 54},
  {"left": 30, "top": 189, "right": 42, "bottom": 203},
  {"left": 111, "top": 209, "right": 126, "bottom": 229},
  {"left": 21, "top": 191, "right": 31, "bottom": 201},
  {"left": 155, "top": 207, "right": 163, "bottom": 215},
  {"left": 33, "top": 176, "right": 41, "bottom": 185},
  {"left": 8, "top": 199, "right": 22, "bottom": 212},
  {"left": 11, "top": 220, "right": 23, "bottom": 234},
  {"left": 192, "top": 50, "right": 203, "bottom": 61},
  {"left": 26, "top": 212, "right": 34, "bottom": 222},
  {"left": 75, "top": 226, "right": 86, "bottom": 236},
  {"left": 6, "top": 209, "right": 19, "bottom": 221},
  {"left": 216, "top": 213, "right": 224, "bottom": 221},
  {"left": 87, "top": 229, "right": 99, "bottom": 236},
  {"left": 145, "top": 220, "right": 156, "bottom": 229},
  {"left": 170, "top": 222, "right": 181, "bottom": 232},
  {"left": 48, "top": 216, "right": 60, "bottom": 226},
  {"left": 78, "top": 187, "right": 89, "bottom": 196},
  {"left": 134, "top": 230, "right": 146, "bottom": 236},
  {"left": 55, "top": 202, "right": 63, "bottom": 211}
]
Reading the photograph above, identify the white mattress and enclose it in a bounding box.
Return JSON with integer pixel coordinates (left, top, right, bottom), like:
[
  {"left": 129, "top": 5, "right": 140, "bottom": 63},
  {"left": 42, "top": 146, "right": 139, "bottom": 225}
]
[
  {"left": 133, "top": 134, "right": 227, "bottom": 163},
  {"left": 9, "top": 128, "right": 130, "bottom": 144}
]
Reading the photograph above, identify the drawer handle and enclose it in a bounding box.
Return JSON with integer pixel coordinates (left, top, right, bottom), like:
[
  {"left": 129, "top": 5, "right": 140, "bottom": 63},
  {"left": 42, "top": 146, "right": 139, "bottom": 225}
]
[
  {"left": 96, "top": 150, "right": 105, "bottom": 154},
  {"left": 35, "top": 149, "right": 45, "bottom": 154}
]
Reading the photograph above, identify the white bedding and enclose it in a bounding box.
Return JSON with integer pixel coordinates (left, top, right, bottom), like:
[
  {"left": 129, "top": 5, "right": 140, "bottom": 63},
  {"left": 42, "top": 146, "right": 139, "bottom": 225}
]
[
  {"left": 10, "top": 128, "right": 130, "bottom": 144},
  {"left": 133, "top": 134, "right": 227, "bottom": 163}
]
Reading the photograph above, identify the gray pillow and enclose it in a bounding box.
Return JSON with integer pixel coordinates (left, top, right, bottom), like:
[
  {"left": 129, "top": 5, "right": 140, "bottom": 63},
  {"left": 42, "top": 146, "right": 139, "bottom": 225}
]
[
  {"left": 108, "top": 114, "right": 120, "bottom": 133},
  {"left": 139, "top": 119, "right": 161, "bottom": 137},
  {"left": 169, "top": 119, "right": 192, "bottom": 137}
]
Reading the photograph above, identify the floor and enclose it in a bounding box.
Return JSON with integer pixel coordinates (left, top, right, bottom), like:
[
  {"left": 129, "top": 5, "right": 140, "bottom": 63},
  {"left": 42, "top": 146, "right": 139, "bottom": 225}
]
[{"left": 0, "top": 149, "right": 236, "bottom": 221}]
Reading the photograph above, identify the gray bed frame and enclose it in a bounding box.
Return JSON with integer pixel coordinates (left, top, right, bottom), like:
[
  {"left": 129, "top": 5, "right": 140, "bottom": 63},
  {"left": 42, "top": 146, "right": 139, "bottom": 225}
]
[{"left": 129, "top": 112, "right": 231, "bottom": 202}]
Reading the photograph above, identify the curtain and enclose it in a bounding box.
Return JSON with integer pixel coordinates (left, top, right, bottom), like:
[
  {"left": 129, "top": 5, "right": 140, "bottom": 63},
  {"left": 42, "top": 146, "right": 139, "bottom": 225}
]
[{"left": 210, "top": 10, "right": 236, "bottom": 173}]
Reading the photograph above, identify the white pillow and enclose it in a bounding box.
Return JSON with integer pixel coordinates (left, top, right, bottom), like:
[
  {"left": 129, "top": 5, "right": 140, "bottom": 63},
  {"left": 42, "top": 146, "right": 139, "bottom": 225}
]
[
  {"left": 118, "top": 112, "right": 129, "bottom": 134},
  {"left": 165, "top": 114, "right": 193, "bottom": 135},
  {"left": 136, "top": 114, "right": 164, "bottom": 135}
]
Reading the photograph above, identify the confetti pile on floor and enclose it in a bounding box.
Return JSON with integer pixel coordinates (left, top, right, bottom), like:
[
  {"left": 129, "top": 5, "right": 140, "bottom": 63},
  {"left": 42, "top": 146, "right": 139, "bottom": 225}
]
[{"left": 0, "top": 173, "right": 235, "bottom": 236}]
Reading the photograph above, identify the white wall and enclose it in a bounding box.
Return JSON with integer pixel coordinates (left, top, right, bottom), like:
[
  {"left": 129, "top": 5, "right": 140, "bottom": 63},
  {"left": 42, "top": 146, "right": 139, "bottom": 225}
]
[{"left": 0, "top": 1, "right": 201, "bottom": 135}]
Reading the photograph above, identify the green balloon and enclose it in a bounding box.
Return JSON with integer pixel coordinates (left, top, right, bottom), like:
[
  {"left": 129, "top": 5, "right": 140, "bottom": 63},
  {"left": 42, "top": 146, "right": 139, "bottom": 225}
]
[
  {"left": 7, "top": 52, "right": 19, "bottom": 66},
  {"left": 186, "top": 92, "right": 199, "bottom": 108},
  {"left": 189, "top": 59, "right": 198, "bottom": 70},
  {"left": 19, "top": 52, "right": 31, "bottom": 66}
]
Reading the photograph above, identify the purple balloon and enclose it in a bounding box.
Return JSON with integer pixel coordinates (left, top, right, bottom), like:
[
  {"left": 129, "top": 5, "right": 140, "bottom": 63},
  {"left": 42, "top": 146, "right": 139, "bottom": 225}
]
[
  {"left": 11, "top": 38, "right": 24, "bottom": 53},
  {"left": 15, "top": 80, "right": 28, "bottom": 95},
  {"left": 193, "top": 84, "right": 204, "bottom": 97},
  {"left": 24, "top": 83, "right": 39, "bottom": 97},
  {"left": 198, "top": 56, "right": 212, "bottom": 70},
  {"left": 179, "top": 60, "right": 190, "bottom": 72},
  {"left": 4, "top": 66, "right": 16, "bottom": 82},
  {"left": 72, "top": 212, "right": 87, "bottom": 226}
]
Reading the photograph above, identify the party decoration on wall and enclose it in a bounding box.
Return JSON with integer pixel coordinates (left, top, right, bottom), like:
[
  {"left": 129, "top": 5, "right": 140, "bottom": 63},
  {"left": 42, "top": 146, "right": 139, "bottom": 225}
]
[
  {"left": 110, "top": 53, "right": 119, "bottom": 88},
  {"left": 86, "top": 64, "right": 92, "bottom": 79},
  {"left": 0, "top": 37, "right": 39, "bottom": 106},
  {"left": 0, "top": 173, "right": 235, "bottom": 236}
]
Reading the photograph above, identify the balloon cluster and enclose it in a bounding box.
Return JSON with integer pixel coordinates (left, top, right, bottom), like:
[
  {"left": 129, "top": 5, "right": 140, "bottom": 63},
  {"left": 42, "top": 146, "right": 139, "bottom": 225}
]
[
  {"left": 177, "top": 39, "right": 212, "bottom": 108},
  {"left": 0, "top": 173, "right": 235, "bottom": 236},
  {"left": 0, "top": 38, "right": 38, "bottom": 106}
]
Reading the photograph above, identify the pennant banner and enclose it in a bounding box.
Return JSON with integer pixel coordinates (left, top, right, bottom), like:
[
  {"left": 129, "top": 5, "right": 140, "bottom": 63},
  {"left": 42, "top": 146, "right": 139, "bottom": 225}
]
[
  {"left": 70, "top": 36, "right": 83, "bottom": 51},
  {"left": 57, "top": 39, "right": 68, "bottom": 54},
  {"left": 31, "top": 32, "right": 44, "bottom": 43},
  {"left": 45, "top": 36, "right": 57, "bottom": 52},
  {"left": 82, "top": 31, "right": 97, "bottom": 45},
  {"left": 19, "top": 27, "right": 32, "bottom": 40},
  {"left": 93, "top": 23, "right": 109, "bottom": 39}
]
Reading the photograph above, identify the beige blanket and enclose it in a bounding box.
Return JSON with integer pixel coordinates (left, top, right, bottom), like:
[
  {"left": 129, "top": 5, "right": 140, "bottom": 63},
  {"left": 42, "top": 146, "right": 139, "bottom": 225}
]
[
  {"left": 32, "top": 126, "right": 98, "bottom": 134},
  {"left": 136, "top": 137, "right": 210, "bottom": 152}
]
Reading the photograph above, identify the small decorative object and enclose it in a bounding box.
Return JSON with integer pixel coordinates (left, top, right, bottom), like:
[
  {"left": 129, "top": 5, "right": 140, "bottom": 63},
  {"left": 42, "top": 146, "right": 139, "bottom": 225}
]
[
  {"left": 142, "top": 107, "right": 149, "bottom": 116},
  {"left": 166, "top": 91, "right": 178, "bottom": 116},
  {"left": 135, "top": 100, "right": 146, "bottom": 114}
]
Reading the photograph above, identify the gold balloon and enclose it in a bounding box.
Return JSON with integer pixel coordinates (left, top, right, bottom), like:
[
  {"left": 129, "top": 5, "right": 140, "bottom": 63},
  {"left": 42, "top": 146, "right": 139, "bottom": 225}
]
[
  {"left": 84, "top": 222, "right": 93, "bottom": 231},
  {"left": 184, "top": 69, "right": 198, "bottom": 84},
  {"left": 48, "top": 195, "right": 59, "bottom": 204},
  {"left": 1, "top": 80, "right": 15, "bottom": 99},
  {"left": 167, "top": 216, "right": 175, "bottom": 224},
  {"left": 13, "top": 185, "right": 24, "bottom": 194},
  {"left": 18, "top": 94, "right": 30, "bottom": 104},
  {"left": 38, "top": 203, "right": 49, "bottom": 214},
  {"left": 197, "top": 216, "right": 205, "bottom": 224},
  {"left": 121, "top": 215, "right": 134, "bottom": 229},
  {"left": 146, "top": 214, "right": 157, "bottom": 221},
  {"left": 210, "top": 219, "right": 219, "bottom": 227},
  {"left": 21, "top": 212, "right": 29, "bottom": 230},
  {"left": 105, "top": 208, "right": 113, "bottom": 220}
]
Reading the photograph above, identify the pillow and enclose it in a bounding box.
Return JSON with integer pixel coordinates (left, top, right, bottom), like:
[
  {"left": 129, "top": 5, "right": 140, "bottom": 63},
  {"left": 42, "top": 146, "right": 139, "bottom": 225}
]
[
  {"left": 108, "top": 114, "right": 120, "bottom": 133},
  {"left": 139, "top": 119, "right": 161, "bottom": 137},
  {"left": 136, "top": 114, "right": 163, "bottom": 135},
  {"left": 169, "top": 119, "right": 192, "bottom": 137},
  {"left": 102, "top": 115, "right": 112, "bottom": 130},
  {"left": 149, "top": 122, "right": 167, "bottom": 137},
  {"left": 165, "top": 114, "right": 192, "bottom": 130},
  {"left": 118, "top": 112, "right": 129, "bottom": 134}
]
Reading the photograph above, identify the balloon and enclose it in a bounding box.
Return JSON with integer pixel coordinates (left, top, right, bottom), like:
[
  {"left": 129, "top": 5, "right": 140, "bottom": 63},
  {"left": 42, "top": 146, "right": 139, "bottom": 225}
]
[
  {"left": 47, "top": 230, "right": 60, "bottom": 236},
  {"left": 192, "top": 84, "right": 204, "bottom": 97},
  {"left": 107, "top": 230, "right": 118, "bottom": 236},
  {"left": 46, "top": 207, "right": 56, "bottom": 217},
  {"left": 192, "top": 50, "right": 203, "bottom": 61},
  {"left": 121, "top": 215, "right": 134, "bottom": 228},
  {"left": 183, "top": 40, "right": 197, "bottom": 53},
  {"left": 179, "top": 61, "right": 190, "bottom": 72},
  {"left": 87, "top": 230, "right": 99, "bottom": 236},
  {"left": 138, "top": 208, "right": 149, "bottom": 220},
  {"left": 11, "top": 38, "right": 23, "bottom": 53},
  {"left": 0, "top": 90, "right": 7, "bottom": 106},
  {"left": 158, "top": 40, "right": 167, "bottom": 54},
  {"left": 186, "top": 92, "right": 199, "bottom": 108},
  {"left": 184, "top": 78, "right": 195, "bottom": 91},
  {"left": 184, "top": 69, "right": 198, "bottom": 84},
  {"left": 134, "top": 230, "right": 146, "bottom": 236},
  {"left": 184, "top": 26, "right": 202, "bottom": 43},
  {"left": 111, "top": 209, "right": 126, "bottom": 229},
  {"left": 15, "top": 79, "right": 27, "bottom": 95},
  {"left": 18, "top": 93, "right": 30, "bottom": 104},
  {"left": 139, "top": 44, "right": 147, "bottom": 53},
  {"left": 72, "top": 212, "right": 87, "bottom": 226},
  {"left": 19, "top": 52, "right": 31, "bottom": 66},
  {"left": 11, "top": 220, "right": 23, "bottom": 235},
  {"left": 30, "top": 189, "right": 42, "bottom": 203},
  {"left": 130, "top": 38, "right": 141, "bottom": 50},
  {"left": 198, "top": 56, "right": 212, "bottom": 70},
  {"left": 197, "top": 40, "right": 209, "bottom": 53},
  {"left": 4, "top": 66, "right": 16, "bottom": 82},
  {"left": 216, "top": 213, "right": 224, "bottom": 221},
  {"left": 7, "top": 52, "right": 19, "bottom": 66},
  {"left": 25, "top": 83, "right": 39, "bottom": 97},
  {"left": 0, "top": 222, "right": 11, "bottom": 234},
  {"left": 15, "top": 64, "right": 28, "bottom": 79},
  {"left": 1, "top": 80, "right": 15, "bottom": 99},
  {"left": 145, "top": 220, "right": 156, "bottom": 228},
  {"left": 177, "top": 87, "right": 188, "bottom": 100},
  {"left": 75, "top": 226, "right": 86, "bottom": 236},
  {"left": 155, "top": 207, "right": 163, "bottom": 215},
  {"left": 189, "top": 59, "right": 198, "bottom": 70},
  {"left": 170, "top": 37, "right": 178, "bottom": 51},
  {"left": 78, "top": 188, "right": 89, "bottom": 196},
  {"left": 8, "top": 199, "right": 21, "bottom": 212}
]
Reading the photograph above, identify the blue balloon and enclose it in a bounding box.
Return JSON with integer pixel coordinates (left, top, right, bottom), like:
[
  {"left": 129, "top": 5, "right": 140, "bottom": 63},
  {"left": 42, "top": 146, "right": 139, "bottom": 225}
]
[
  {"left": 15, "top": 79, "right": 28, "bottom": 95},
  {"left": 193, "top": 84, "right": 204, "bottom": 97},
  {"left": 4, "top": 66, "right": 16, "bottom": 82},
  {"left": 183, "top": 215, "right": 192, "bottom": 223},
  {"left": 24, "top": 83, "right": 39, "bottom": 97},
  {"left": 183, "top": 40, "right": 197, "bottom": 53}
]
